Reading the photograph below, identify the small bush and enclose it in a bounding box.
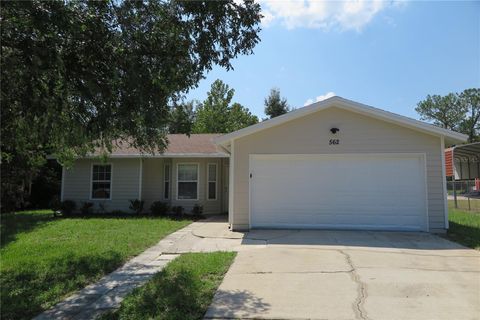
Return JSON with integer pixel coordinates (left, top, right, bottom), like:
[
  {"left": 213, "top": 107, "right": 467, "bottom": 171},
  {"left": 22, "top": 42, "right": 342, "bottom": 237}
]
[
  {"left": 80, "top": 202, "right": 94, "bottom": 215},
  {"left": 49, "top": 195, "right": 62, "bottom": 212},
  {"left": 98, "top": 202, "right": 107, "bottom": 214},
  {"left": 192, "top": 204, "right": 203, "bottom": 218},
  {"left": 129, "top": 199, "right": 144, "bottom": 215},
  {"left": 110, "top": 210, "right": 128, "bottom": 215},
  {"left": 61, "top": 200, "right": 76, "bottom": 215},
  {"left": 171, "top": 206, "right": 184, "bottom": 218},
  {"left": 150, "top": 201, "right": 170, "bottom": 216}
]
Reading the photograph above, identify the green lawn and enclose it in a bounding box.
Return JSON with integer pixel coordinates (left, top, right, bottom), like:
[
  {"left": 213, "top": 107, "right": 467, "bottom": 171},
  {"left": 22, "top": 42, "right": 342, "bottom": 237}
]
[
  {"left": 100, "top": 252, "right": 236, "bottom": 320},
  {"left": 0, "top": 210, "right": 190, "bottom": 320},
  {"left": 447, "top": 208, "right": 480, "bottom": 250},
  {"left": 448, "top": 199, "right": 480, "bottom": 212}
]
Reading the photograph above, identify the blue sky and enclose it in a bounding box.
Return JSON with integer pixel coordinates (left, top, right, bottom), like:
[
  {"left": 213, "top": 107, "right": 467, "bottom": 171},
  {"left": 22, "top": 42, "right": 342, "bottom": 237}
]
[{"left": 187, "top": 0, "right": 479, "bottom": 120}]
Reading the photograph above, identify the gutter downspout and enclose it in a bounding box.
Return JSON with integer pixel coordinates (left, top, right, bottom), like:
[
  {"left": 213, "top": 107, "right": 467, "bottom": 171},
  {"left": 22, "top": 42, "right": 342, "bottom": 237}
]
[{"left": 452, "top": 145, "right": 458, "bottom": 209}]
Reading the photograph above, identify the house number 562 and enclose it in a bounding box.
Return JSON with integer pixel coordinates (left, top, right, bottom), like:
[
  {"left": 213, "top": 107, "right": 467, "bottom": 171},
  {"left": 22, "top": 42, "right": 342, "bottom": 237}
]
[{"left": 329, "top": 139, "right": 340, "bottom": 145}]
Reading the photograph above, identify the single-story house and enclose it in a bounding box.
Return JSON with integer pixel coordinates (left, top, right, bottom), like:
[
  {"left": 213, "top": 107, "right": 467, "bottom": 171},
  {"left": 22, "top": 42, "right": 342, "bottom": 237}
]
[
  {"left": 61, "top": 96, "right": 467, "bottom": 233},
  {"left": 61, "top": 134, "right": 230, "bottom": 214}
]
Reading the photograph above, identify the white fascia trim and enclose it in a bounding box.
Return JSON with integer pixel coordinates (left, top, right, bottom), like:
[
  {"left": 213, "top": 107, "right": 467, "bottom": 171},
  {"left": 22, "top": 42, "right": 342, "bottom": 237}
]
[
  {"left": 82, "top": 153, "right": 229, "bottom": 159},
  {"left": 214, "top": 96, "right": 468, "bottom": 146},
  {"left": 333, "top": 99, "right": 468, "bottom": 142},
  {"left": 216, "top": 144, "right": 231, "bottom": 155},
  {"left": 49, "top": 153, "right": 229, "bottom": 160}
]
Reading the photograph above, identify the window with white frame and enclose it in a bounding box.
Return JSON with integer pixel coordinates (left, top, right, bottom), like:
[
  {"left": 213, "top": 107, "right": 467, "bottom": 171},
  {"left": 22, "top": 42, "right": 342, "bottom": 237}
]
[
  {"left": 207, "top": 163, "right": 217, "bottom": 200},
  {"left": 91, "top": 164, "right": 111, "bottom": 199},
  {"left": 164, "top": 164, "right": 170, "bottom": 200},
  {"left": 177, "top": 164, "right": 198, "bottom": 200}
]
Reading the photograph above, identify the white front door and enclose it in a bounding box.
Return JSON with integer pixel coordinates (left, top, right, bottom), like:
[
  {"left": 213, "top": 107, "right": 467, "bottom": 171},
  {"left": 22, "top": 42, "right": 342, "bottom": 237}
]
[{"left": 250, "top": 154, "right": 428, "bottom": 231}]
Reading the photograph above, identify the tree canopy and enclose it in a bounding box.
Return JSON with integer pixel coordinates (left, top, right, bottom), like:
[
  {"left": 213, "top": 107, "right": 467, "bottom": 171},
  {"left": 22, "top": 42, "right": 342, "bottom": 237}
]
[
  {"left": 264, "top": 88, "right": 290, "bottom": 119},
  {"left": 415, "top": 88, "right": 479, "bottom": 142},
  {"left": 193, "top": 79, "right": 258, "bottom": 133},
  {"left": 2, "top": 0, "right": 261, "bottom": 163},
  {"left": 1, "top": 0, "right": 261, "bottom": 209},
  {"left": 415, "top": 93, "right": 465, "bottom": 130},
  {"left": 227, "top": 102, "right": 259, "bottom": 132},
  {"left": 458, "top": 88, "right": 480, "bottom": 142},
  {"left": 169, "top": 101, "right": 196, "bottom": 135}
]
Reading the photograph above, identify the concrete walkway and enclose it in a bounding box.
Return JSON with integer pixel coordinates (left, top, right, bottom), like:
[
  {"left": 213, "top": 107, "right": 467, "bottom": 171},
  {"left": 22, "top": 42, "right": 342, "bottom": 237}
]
[{"left": 34, "top": 215, "right": 242, "bottom": 320}]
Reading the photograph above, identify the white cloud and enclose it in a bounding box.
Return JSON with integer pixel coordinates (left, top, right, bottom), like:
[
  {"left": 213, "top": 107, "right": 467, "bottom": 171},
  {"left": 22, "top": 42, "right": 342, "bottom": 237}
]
[
  {"left": 260, "top": 0, "right": 405, "bottom": 31},
  {"left": 304, "top": 91, "right": 336, "bottom": 106},
  {"left": 304, "top": 98, "right": 314, "bottom": 106},
  {"left": 261, "top": 9, "right": 275, "bottom": 26}
]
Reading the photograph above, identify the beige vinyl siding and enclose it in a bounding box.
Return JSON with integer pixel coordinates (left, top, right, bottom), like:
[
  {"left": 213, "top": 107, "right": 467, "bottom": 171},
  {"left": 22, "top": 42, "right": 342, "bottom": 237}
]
[
  {"left": 141, "top": 158, "right": 169, "bottom": 210},
  {"left": 170, "top": 158, "right": 225, "bottom": 214},
  {"left": 231, "top": 106, "right": 446, "bottom": 232},
  {"left": 63, "top": 157, "right": 226, "bottom": 214},
  {"left": 63, "top": 158, "right": 141, "bottom": 212}
]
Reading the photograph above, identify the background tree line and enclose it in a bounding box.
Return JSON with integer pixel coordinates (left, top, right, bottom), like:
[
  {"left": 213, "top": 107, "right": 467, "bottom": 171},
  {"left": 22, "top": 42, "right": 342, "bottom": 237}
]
[
  {"left": 169, "top": 81, "right": 292, "bottom": 134},
  {"left": 416, "top": 88, "right": 480, "bottom": 142}
]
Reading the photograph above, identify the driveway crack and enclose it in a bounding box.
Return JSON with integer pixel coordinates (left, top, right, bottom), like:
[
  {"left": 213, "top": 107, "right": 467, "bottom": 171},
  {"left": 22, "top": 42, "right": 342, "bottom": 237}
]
[{"left": 339, "top": 250, "right": 369, "bottom": 320}]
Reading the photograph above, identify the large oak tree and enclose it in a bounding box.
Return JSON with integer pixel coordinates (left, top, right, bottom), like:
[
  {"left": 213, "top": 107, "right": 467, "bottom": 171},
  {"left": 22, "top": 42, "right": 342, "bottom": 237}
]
[{"left": 1, "top": 0, "right": 261, "bottom": 209}]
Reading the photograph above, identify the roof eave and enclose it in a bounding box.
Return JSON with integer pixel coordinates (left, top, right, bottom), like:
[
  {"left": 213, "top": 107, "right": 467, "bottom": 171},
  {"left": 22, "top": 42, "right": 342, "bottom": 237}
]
[
  {"left": 48, "top": 153, "right": 230, "bottom": 160},
  {"left": 214, "top": 96, "right": 468, "bottom": 146}
]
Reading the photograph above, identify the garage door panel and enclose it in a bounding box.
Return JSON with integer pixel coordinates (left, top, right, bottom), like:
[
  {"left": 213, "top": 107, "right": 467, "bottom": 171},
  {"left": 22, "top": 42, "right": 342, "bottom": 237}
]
[{"left": 250, "top": 154, "right": 427, "bottom": 231}]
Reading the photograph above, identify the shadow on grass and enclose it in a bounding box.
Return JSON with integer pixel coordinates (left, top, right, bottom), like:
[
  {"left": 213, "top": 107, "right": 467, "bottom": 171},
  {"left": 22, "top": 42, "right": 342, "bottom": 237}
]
[
  {"left": 101, "top": 252, "right": 239, "bottom": 320},
  {"left": 102, "top": 269, "right": 211, "bottom": 320},
  {"left": 447, "top": 221, "right": 480, "bottom": 249},
  {"left": 0, "top": 251, "right": 123, "bottom": 320},
  {"left": 1, "top": 212, "right": 54, "bottom": 248}
]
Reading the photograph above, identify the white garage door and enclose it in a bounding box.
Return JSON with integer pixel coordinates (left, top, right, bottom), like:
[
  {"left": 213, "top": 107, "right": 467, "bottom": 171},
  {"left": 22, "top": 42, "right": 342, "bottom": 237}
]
[{"left": 250, "top": 154, "right": 428, "bottom": 231}]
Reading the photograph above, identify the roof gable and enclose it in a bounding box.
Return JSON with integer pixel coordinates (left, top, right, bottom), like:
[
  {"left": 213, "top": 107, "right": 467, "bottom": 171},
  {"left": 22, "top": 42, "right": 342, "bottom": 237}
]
[{"left": 215, "top": 96, "right": 467, "bottom": 146}]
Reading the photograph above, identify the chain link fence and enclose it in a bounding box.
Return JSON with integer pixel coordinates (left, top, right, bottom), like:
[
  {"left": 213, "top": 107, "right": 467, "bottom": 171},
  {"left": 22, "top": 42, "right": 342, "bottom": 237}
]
[{"left": 447, "top": 179, "right": 480, "bottom": 212}]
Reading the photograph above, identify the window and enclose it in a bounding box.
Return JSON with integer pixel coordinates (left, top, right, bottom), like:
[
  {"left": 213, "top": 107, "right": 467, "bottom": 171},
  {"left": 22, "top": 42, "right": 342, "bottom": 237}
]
[
  {"left": 207, "top": 163, "right": 217, "bottom": 200},
  {"left": 177, "top": 164, "right": 198, "bottom": 200},
  {"left": 91, "top": 164, "right": 111, "bottom": 199},
  {"left": 164, "top": 164, "right": 170, "bottom": 200}
]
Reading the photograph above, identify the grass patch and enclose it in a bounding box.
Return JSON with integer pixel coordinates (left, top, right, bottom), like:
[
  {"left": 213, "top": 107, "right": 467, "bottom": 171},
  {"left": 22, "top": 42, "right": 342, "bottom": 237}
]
[
  {"left": 101, "top": 252, "right": 236, "bottom": 320},
  {"left": 447, "top": 208, "right": 480, "bottom": 250},
  {"left": 448, "top": 199, "right": 480, "bottom": 212},
  {"left": 0, "top": 210, "right": 190, "bottom": 320}
]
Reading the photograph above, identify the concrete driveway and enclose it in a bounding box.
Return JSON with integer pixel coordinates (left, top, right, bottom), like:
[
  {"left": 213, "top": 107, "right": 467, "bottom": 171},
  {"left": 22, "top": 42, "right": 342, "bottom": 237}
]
[{"left": 204, "top": 228, "right": 480, "bottom": 320}]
